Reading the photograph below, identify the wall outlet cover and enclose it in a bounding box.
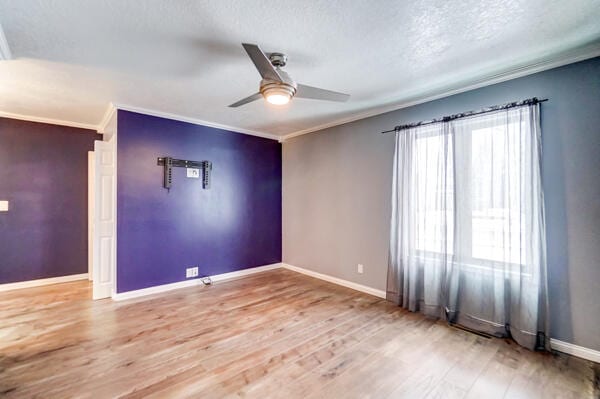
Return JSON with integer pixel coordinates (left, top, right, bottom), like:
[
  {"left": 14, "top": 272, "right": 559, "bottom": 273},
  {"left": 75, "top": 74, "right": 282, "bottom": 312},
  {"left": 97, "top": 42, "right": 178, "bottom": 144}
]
[
  {"left": 357, "top": 264, "right": 364, "bottom": 274},
  {"left": 186, "top": 266, "right": 199, "bottom": 278},
  {"left": 0, "top": 200, "right": 8, "bottom": 212}
]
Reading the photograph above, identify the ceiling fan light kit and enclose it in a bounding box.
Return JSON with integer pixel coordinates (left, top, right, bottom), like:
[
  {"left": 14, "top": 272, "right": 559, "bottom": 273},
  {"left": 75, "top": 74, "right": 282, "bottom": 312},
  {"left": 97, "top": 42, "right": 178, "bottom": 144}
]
[
  {"left": 229, "top": 43, "right": 350, "bottom": 108},
  {"left": 263, "top": 88, "right": 293, "bottom": 105},
  {"left": 260, "top": 80, "right": 295, "bottom": 105}
]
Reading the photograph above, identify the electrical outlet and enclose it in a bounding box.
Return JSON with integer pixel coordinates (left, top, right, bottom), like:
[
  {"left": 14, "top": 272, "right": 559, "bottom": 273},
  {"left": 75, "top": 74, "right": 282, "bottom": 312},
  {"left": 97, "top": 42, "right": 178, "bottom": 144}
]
[
  {"left": 357, "top": 264, "right": 364, "bottom": 274},
  {"left": 186, "top": 267, "right": 199, "bottom": 278},
  {"left": 186, "top": 168, "right": 200, "bottom": 179}
]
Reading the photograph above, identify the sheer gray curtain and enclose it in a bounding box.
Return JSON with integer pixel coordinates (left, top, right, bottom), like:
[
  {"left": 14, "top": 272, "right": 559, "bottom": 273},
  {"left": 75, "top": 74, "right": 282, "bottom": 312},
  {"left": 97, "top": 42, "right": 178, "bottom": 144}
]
[{"left": 386, "top": 104, "right": 548, "bottom": 350}]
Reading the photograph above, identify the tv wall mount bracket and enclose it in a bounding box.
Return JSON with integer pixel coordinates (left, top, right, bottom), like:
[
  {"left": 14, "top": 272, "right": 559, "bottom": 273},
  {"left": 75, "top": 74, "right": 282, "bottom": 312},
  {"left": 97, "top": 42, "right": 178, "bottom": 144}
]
[{"left": 157, "top": 157, "right": 212, "bottom": 190}]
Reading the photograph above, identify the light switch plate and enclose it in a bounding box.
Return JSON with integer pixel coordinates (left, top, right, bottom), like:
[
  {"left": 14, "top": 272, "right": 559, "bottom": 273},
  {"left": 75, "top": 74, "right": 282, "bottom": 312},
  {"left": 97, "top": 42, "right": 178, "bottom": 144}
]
[
  {"left": 186, "top": 168, "right": 200, "bottom": 179},
  {"left": 0, "top": 201, "right": 8, "bottom": 212}
]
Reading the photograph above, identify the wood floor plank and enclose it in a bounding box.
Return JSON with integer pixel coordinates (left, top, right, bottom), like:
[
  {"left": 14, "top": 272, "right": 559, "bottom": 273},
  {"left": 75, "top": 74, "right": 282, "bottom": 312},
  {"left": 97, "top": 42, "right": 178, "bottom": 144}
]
[
  {"left": 224, "top": 303, "right": 406, "bottom": 398},
  {"left": 0, "top": 268, "right": 597, "bottom": 398},
  {"left": 247, "top": 312, "right": 432, "bottom": 399},
  {"left": 125, "top": 299, "right": 388, "bottom": 398}
]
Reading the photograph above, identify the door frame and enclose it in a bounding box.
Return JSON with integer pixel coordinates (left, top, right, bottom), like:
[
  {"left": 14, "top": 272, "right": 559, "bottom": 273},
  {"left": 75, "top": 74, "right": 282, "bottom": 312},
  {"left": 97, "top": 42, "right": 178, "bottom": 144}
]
[{"left": 88, "top": 151, "right": 95, "bottom": 281}]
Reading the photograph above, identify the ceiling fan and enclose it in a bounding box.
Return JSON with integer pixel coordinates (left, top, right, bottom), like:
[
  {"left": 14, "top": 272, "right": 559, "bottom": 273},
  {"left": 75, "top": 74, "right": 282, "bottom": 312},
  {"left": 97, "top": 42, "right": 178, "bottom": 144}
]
[{"left": 229, "top": 43, "right": 350, "bottom": 107}]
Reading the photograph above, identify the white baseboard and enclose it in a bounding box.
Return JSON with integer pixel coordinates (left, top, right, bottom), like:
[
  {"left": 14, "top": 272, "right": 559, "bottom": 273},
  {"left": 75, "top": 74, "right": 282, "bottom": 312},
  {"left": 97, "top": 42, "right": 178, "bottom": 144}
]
[
  {"left": 209, "top": 263, "right": 283, "bottom": 283},
  {"left": 0, "top": 273, "right": 89, "bottom": 292},
  {"left": 111, "top": 278, "right": 206, "bottom": 301},
  {"left": 550, "top": 339, "right": 600, "bottom": 363},
  {"left": 111, "top": 263, "right": 284, "bottom": 301},
  {"left": 282, "top": 263, "right": 386, "bottom": 299},
  {"left": 111, "top": 262, "right": 386, "bottom": 302}
]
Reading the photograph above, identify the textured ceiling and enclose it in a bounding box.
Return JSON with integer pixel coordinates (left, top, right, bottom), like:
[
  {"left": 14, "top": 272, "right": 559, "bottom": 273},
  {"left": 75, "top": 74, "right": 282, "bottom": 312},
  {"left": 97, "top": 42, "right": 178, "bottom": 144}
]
[{"left": 0, "top": 0, "right": 599, "bottom": 137}]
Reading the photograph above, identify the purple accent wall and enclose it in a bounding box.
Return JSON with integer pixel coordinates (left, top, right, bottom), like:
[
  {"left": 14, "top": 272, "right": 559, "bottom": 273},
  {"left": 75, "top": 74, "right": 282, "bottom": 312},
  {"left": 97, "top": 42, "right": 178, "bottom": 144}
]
[
  {"left": 0, "top": 118, "right": 99, "bottom": 284},
  {"left": 116, "top": 111, "right": 282, "bottom": 293}
]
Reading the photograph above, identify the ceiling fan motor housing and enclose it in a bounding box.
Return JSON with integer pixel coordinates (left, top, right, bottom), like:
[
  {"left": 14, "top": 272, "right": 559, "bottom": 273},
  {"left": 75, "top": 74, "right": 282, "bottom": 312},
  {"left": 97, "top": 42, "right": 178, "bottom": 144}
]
[{"left": 268, "top": 52, "right": 288, "bottom": 67}]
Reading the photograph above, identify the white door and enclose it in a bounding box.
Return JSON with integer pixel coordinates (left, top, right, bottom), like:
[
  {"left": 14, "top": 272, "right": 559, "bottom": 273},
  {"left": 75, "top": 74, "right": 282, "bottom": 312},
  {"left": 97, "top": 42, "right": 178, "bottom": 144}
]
[{"left": 93, "top": 139, "right": 116, "bottom": 299}]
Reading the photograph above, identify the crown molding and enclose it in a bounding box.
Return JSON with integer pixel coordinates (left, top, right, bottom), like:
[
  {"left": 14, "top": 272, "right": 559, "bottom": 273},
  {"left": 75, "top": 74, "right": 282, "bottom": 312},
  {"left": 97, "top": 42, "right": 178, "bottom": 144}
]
[
  {"left": 0, "top": 102, "right": 282, "bottom": 140},
  {"left": 2, "top": 44, "right": 597, "bottom": 141},
  {"left": 280, "top": 44, "right": 600, "bottom": 142},
  {"left": 0, "top": 110, "right": 97, "bottom": 130},
  {"left": 0, "top": 22, "right": 11, "bottom": 60},
  {"left": 111, "top": 103, "right": 281, "bottom": 141}
]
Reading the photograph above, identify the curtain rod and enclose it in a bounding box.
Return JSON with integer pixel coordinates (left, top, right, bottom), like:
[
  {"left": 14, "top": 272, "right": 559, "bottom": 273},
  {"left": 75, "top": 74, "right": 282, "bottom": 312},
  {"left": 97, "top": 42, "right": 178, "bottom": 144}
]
[{"left": 381, "top": 97, "right": 548, "bottom": 134}]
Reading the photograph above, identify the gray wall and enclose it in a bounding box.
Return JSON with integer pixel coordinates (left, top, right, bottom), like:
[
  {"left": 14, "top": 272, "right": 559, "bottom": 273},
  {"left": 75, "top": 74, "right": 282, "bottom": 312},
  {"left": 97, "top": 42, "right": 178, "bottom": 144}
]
[{"left": 283, "top": 57, "right": 600, "bottom": 351}]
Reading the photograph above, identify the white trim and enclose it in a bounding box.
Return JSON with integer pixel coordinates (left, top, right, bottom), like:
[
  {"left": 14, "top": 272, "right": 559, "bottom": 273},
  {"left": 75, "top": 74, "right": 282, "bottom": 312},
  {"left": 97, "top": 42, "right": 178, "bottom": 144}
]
[
  {"left": 111, "top": 263, "right": 284, "bottom": 301},
  {"left": 111, "top": 262, "right": 387, "bottom": 301},
  {"left": 111, "top": 262, "right": 387, "bottom": 302},
  {"left": 282, "top": 263, "right": 386, "bottom": 299},
  {"left": 0, "top": 110, "right": 97, "bottom": 130},
  {"left": 87, "top": 151, "right": 95, "bottom": 281},
  {"left": 280, "top": 45, "right": 600, "bottom": 141},
  {"left": 0, "top": 22, "right": 11, "bottom": 60},
  {"left": 97, "top": 103, "right": 117, "bottom": 134},
  {"left": 111, "top": 132, "right": 118, "bottom": 298},
  {"left": 209, "top": 263, "right": 283, "bottom": 283},
  {"left": 550, "top": 339, "right": 600, "bottom": 363},
  {"left": 0, "top": 274, "right": 88, "bottom": 292},
  {"left": 111, "top": 278, "right": 206, "bottom": 301},
  {"left": 111, "top": 103, "right": 281, "bottom": 141}
]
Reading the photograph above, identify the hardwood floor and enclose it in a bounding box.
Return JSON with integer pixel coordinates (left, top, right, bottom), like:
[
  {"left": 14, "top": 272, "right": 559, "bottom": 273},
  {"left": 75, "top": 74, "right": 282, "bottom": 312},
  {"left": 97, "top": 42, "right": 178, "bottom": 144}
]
[{"left": 0, "top": 269, "right": 597, "bottom": 398}]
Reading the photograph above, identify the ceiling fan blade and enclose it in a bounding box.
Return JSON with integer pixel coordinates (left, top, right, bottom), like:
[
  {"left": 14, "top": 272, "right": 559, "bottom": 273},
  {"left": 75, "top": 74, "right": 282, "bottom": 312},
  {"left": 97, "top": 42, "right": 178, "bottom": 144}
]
[
  {"left": 242, "top": 43, "right": 283, "bottom": 82},
  {"left": 295, "top": 84, "right": 350, "bottom": 102},
  {"left": 228, "top": 92, "right": 263, "bottom": 107}
]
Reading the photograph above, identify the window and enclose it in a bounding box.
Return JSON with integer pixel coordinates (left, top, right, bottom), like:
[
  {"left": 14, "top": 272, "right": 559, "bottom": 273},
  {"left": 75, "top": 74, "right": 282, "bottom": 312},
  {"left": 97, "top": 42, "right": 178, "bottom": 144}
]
[
  {"left": 469, "top": 123, "right": 526, "bottom": 266},
  {"left": 413, "top": 113, "right": 531, "bottom": 272}
]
